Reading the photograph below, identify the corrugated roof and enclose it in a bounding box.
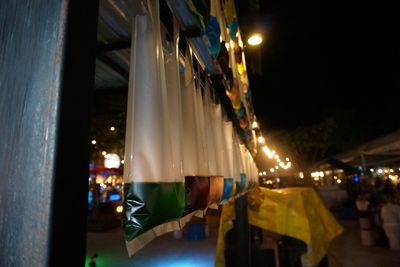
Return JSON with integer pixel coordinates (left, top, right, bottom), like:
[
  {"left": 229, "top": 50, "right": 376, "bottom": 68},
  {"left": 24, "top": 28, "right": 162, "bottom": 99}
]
[{"left": 94, "top": 0, "right": 220, "bottom": 90}]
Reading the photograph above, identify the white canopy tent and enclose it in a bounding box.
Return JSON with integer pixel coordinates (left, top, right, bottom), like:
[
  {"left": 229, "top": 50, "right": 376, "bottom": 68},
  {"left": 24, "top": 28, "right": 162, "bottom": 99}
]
[{"left": 335, "top": 130, "right": 400, "bottom": 168}]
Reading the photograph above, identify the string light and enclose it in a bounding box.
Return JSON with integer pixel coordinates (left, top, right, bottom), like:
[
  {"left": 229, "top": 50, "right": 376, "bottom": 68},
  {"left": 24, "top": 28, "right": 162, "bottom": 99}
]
[
  {"left": 262, "top": 146, "right": 275, "bottom": 158},
  {"left": 255, "top": 122, "right": 294, "bottom": 173},
  {"left": 252, "top": 121, "right": 259, "bottom": 129},
  {"left": 279, "top": 161, "right": 291, "bottom": 170}
]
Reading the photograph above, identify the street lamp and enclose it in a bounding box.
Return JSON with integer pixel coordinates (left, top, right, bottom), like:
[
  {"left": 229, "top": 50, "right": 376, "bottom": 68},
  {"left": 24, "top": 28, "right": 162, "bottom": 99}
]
[{"left": 247, "top": 33, "right": 263, "bottom": 46}]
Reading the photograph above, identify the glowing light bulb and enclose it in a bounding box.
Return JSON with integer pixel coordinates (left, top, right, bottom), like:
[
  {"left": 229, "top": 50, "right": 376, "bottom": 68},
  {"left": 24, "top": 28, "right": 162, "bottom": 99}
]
[{"left": 247, "top": 34, "right": 262, "bottom": 46}]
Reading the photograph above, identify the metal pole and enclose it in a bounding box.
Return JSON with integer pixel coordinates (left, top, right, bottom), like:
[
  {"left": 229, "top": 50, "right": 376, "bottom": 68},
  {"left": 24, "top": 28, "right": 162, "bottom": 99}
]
[{"left": 360, "top": 153, "right": 367, "bottom": 176}]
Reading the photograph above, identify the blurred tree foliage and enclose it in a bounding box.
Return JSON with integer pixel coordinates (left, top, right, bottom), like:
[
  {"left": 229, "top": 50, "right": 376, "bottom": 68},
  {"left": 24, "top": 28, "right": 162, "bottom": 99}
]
[
  {"left": 270, "top": 117, "right": 337, "bottom": 172},
  {"left": 268, "top": 106, "right": 368, "bottom": 174},
  {"left": 90, "top": 111, "right": 126, "bottom": 165}
]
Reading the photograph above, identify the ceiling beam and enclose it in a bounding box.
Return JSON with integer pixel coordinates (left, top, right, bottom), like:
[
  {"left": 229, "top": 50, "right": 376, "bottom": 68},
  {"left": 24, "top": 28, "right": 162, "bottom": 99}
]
[
  {"left": 365, "top": 156, "right": 400, "bottom": 166},
  {"left": 97, "top": 53, "right": 129, "bottom": 80},
  {"left": 96, "top": 40, "right": 131, "bottom": 54},
  {"left": 93, "top": 86, "right": 127, "bottom": 94}
]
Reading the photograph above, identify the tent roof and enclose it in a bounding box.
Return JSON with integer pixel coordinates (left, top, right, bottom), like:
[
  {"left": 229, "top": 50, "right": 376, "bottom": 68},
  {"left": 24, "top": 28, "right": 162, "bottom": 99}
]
[
  {"left": 308, "top": 157, "right": 359, "bottom": 174},
  {"left": 335, "top": 130, "right": 400, "bottom": 167}
]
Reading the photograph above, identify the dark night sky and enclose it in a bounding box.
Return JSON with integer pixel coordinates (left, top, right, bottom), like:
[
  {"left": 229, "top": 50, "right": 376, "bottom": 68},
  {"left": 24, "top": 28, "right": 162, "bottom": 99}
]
[{"left": 246, "top": 1, "right": 400, "bottom": 147}]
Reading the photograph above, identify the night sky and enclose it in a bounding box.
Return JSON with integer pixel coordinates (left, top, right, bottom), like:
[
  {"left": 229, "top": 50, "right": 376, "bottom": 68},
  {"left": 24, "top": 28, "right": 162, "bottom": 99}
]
[{"left": 246, "top": 1, "right": 399, "bottom": 147}]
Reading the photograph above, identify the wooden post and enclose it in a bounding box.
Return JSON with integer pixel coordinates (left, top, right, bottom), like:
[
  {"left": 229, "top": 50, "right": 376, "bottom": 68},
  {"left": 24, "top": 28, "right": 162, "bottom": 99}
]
[
  {"left": 235, "top": 182, "right": 251, "bottom": 266},
  {"left": 0, "top": 1, "right": 98, "bottom": 266}
]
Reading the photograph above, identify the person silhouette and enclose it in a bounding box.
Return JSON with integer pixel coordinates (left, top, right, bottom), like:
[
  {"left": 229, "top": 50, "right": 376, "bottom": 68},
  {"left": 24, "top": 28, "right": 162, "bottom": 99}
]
[{"left": 381, "top": 193, "right": 400, "bottom": 250}]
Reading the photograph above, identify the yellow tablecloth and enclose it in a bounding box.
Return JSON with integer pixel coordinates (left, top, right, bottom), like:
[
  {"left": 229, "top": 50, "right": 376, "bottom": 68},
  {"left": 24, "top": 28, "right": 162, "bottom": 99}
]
[{"left": 216, "top": 187, "right": 344, "bottom": 267}]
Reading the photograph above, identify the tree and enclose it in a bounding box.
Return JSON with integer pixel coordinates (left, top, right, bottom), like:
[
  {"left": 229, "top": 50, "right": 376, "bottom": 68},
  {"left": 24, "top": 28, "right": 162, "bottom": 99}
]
[{"left": 266, "top": 117, "right": 337, "bottom": 183}]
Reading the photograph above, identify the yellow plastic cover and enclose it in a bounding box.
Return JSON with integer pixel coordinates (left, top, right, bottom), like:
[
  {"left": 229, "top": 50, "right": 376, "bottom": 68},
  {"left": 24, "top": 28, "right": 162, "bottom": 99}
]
[{"left": 216, "top": 187, "right": 344, "bottom": 266}]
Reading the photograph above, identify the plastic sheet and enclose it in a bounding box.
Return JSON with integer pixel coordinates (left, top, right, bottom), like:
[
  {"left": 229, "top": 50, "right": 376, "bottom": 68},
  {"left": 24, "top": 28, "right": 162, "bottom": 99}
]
[
  {"left": 122, "top": 0, "right": 260, "bottom": 256},
  {"left": 124, "top": 0, "right": 180, "bottom": 183},
  {"left": 222, "top": 121, "right": 234, "bottom": 178},
  {"left": 232, "top": 134, "right": 243, "bottom": 182},
  {"left": 205, "top": 16, "right": 221, "bottom": 56},
  {"left": 164, "top": 19, "right": 184, "bottom": 180},
  {"left": 182, "top": 45, "right": 210, "bottom": 176},
  {"left": 203, "top": 83, "right": 218, "bottom": 175},
  {"left": 123, "top": 182, "right": 185, "bottom": 241},
  {"left": 194, "top": 83, "right": 209, "bottom": 175},
  {"left": 206, "top": 0, "right": 221, "bottom": 57},
  {"left": 213, "top": 105, "right": 227, "bottom": 176},
  {"left": 184, "top": 176, "right": 210, "bottom": 215},
  {"left": 209, "top": 176, "right": 224, "bottom": 205},
  {"left": 181, "top": 48, "right": 200, "bottom": 176},
  {"left": 221, "top": 178, "right": 234, "bottom": 201},
  {"left": 216, "top": 187, "right": 344, "bottom": 267},
  {"left": 123, "top": 0, "right": 185, "bottom": 254},
  {"left": 185, "top": 0, "right": 209, "bottom": 32}
]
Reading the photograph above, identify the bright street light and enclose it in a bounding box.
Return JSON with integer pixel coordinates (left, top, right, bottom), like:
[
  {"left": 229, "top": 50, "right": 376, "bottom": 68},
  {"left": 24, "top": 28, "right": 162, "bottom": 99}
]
[{"left": 247, "top": 34, "right": 263, "bottom": 46}]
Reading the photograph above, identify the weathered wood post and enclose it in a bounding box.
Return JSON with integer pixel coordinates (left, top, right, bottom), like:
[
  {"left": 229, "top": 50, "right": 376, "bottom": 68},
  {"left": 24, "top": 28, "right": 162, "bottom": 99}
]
[
  {"left": 0, "top": 1, "right": 98, "bottom": 266},
  {"left": 235, "top": 174, "right": 251, "bottom": 266}
]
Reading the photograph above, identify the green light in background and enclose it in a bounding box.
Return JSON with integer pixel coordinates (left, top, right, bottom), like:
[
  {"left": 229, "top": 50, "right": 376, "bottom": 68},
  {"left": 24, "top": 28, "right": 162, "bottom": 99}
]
[{"left": 85, "top": 254, "right": 113, "bottom": 267}]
